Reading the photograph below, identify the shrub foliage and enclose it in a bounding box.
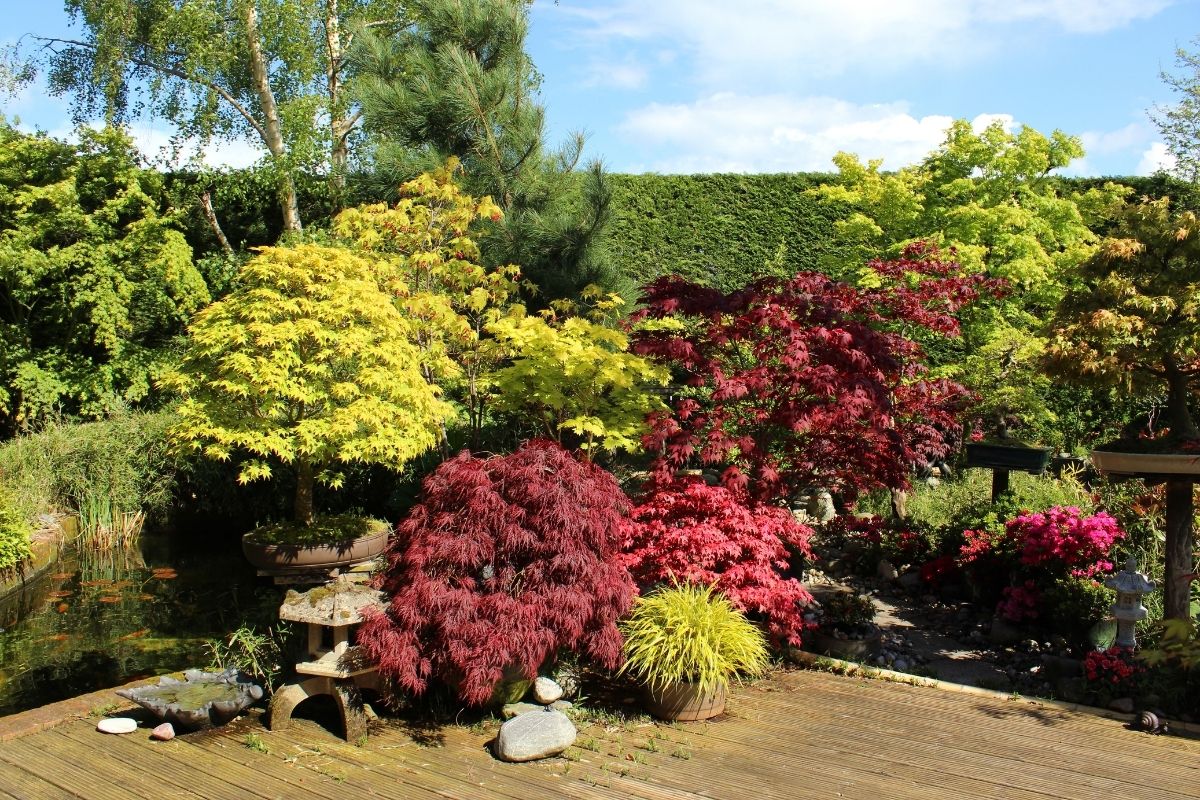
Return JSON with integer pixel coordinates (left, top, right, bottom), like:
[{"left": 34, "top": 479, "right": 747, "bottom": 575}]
[
  {"left": 358, "top": 440, "right": 635, "bottom": 705},
  {"left": 623, "top": 477, "right": 813, "bottom": 646}
]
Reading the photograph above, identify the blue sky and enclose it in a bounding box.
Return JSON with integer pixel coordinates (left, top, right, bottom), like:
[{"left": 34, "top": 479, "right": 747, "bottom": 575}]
[{"left": 5, "top": 1, "right": 1200, "bottom": 176}]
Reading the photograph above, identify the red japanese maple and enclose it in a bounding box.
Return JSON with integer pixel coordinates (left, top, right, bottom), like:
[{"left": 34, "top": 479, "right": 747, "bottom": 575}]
[
  {"left": 622, "top": 476, "right": 814, "bottom": 646},
  {"left": 633, "top": 243, "right": 996, "bottom": 502},
  {"left": 357, "top": 440, "right": 635, "bottom": 705}
]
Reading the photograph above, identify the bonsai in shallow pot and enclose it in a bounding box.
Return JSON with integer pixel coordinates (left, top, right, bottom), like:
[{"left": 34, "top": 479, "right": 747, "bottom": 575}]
[
  {"left": 619, "top": 583, "right": 769, "bottom": 721},
  {"left": 160, "top": 244, "right": 451, "bottom": 563},
  {"left": 1047, "top": 197, "right": 1200, "bottom": 618},
  {"left": 807, "top": 590, "right": 881, "bottom": 661}
]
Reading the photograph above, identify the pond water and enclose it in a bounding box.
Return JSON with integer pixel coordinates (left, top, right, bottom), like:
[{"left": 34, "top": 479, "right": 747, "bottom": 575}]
[{"left": 0, "top": 533, "right": 270, "bottom": 717}]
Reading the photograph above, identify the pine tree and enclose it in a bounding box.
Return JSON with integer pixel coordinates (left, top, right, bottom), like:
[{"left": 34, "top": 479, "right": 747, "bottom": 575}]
[{"left": 352, "top": 0, "right": 618, "bottom": 301}]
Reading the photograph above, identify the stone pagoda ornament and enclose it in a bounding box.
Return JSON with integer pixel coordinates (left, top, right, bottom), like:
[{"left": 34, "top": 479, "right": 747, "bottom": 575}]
[
  {"left": 268, "top": 575, "right": 385, "bottom": 741},
  {"left": 1105, "top": 556, "right": 1155, "bottom": 649}
]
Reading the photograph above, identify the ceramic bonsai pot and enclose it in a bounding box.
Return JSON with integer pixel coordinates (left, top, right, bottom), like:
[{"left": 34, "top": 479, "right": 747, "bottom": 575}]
[
  {"left": 965, "top": 443, "right": 1052, "bottom": 474},
  {"left": 241, "top": 520, "right": 389, "bottom": 571},
  {"left": 643, "top": 681, "right": 727, "bottom": 722}
]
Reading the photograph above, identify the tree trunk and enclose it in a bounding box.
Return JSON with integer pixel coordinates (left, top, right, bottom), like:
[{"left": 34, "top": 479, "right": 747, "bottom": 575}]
[
  {"left": 325, "top": 0, "right": 349, "bottom": 200},
  {"left": 294, "top": 460, "right": 316, "bottom": 527},
  {"left": 1164, "top": 356, "right": 1199, "bottom": 439},
  {"left": 1164, "top": 479, "right": 1195, "bottom": 620},
  {"left": 199, "top": 191, "right": 234, "bottom": 255},
  {"left": 244, "top": 1, "right": 303, "bottom": 234}
]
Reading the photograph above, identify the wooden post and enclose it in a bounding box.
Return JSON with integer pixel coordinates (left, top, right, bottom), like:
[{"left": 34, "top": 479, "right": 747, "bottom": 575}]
[
  {"left": 991, "top": 468, "right": 1010, "bottom": 502},
  {"left": 1164, "top": 479, "right": 1195, "bottom": 620}
]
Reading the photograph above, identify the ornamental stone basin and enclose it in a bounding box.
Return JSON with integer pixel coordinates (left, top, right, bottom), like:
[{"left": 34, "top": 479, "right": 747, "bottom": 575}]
[{"left": 116, "top": 667, "right": 263, "bottom": 730}]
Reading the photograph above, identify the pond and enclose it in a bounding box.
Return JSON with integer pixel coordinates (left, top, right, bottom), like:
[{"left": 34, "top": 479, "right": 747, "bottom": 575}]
[{"left": 0, "top": 533, "right": 271, "bottom": 717}]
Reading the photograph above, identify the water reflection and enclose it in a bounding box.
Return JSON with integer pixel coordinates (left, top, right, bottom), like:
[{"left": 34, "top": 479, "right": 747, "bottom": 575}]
[{"left": 0, "top": 533, "right": 267, "bottom": 716}]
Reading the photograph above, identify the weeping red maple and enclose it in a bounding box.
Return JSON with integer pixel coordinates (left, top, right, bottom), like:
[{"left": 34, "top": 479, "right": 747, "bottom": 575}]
[
  {"left": 357, "top": 440, "right": 635, "bottom": 705},
  {"left": 623, "top": 476, "right": 815, "bottom": 646},
  {"left": 633, "top": 242, "right": 998, "bottom": 502}
]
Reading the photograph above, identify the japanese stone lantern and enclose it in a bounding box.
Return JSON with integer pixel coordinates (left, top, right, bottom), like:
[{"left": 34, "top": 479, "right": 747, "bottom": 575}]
[
  {"left": 269, "top": 575, "right": 385, "bottom": 741},
  {"left": 1105, "top": 557, "right": 1155, "bottom": 649}
]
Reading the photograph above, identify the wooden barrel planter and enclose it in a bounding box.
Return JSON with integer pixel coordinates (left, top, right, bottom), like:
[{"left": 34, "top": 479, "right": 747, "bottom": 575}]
[{"left": 643, "top": 681, "right": 727, "bottom": 722}]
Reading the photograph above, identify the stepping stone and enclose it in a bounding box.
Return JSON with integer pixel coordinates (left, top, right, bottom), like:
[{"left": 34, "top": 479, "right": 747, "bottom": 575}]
[{"left": 97, "top": 717, "right": 137, "bottom": 734}]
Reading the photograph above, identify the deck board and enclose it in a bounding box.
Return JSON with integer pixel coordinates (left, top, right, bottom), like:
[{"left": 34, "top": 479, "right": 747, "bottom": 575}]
[{"left": 3, "top": 667, "right": 1200, "bottom": 800}]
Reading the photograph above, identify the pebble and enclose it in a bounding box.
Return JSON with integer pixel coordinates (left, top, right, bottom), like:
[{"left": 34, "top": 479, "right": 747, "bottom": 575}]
[
  {"left": 1109, "top": 697, "right": 1136, "bottom": 714},
  {"left": 532, "top": 677, "right": 564, "bottom": 704},
  {"left": 494, "top": 708, "right": 576, "bottom": 762},
  {"left": 893, "top": 659, "right": 910, "bottom": 672},
  {"left": 97, "top": 717, "right": 137, "bottom": 735},
  {"left": 150, "top": 723, "right": 175, "bottom": 741}
]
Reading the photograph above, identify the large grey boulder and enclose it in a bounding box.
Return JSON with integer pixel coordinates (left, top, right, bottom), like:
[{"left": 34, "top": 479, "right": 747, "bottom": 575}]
[{"left": 494, "top": 708, "right": 576, "bottom": 762}]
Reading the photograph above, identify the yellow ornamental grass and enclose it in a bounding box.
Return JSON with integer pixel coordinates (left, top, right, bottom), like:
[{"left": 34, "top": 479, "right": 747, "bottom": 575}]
[
  {"left": 620, "top": 583, "right": 769, "bottom": 697},
  {"left": 160, "top": 244, "right": 453, "bottom": 525}
]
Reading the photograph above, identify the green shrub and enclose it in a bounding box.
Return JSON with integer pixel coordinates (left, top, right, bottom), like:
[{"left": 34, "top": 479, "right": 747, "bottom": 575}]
[
  {"left": 1041, "top": 576, "right": 1113, "bottom": 646},
  {"left": 0, "top": 490, "right": 33, "bottom": 573}
]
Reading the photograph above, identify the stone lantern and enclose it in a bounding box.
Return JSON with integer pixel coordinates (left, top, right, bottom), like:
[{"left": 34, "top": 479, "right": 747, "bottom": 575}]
[
  {"left": 268, "top": 575, "right": 385, "bottom": 741},
  {"left": 1105, "top": 556, "right": 1155, "bottom": 649}
]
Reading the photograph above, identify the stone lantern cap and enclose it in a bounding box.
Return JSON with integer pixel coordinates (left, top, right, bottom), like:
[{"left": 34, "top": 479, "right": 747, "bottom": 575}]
[
  {"left": 279, "top": 574, "right": 385, "bottom": 626},
  {"left": 1104, "top": 556, "right": 1155, "bottom": 595}
]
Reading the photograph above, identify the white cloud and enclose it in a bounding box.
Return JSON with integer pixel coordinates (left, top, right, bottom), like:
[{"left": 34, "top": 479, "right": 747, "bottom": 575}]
[
  {"left": 1080, "top": 122, "right": 1149, "bottom": 154},
  {"left": 618, "top": 93, "right": 988, "bottom": 173},
  {"left": 581, "top": 58, "right": 648, "bottom": 90},
  {"left": 37, "top": 119, "right": 265, "bottom": 170},
  {"left": 553, "top": 1, "right": 1175, "bottom": 89},
  {"left": 976, "top": 0, "right": 1172, "bottom": 33},
  {"left": 1137, "top": 142, "right": 1176, "bottom": 175}
]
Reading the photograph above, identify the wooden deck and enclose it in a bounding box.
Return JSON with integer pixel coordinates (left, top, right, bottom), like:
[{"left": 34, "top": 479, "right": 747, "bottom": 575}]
[{"left": 2, "top": 667, "right": 1200, "bottom": 800}]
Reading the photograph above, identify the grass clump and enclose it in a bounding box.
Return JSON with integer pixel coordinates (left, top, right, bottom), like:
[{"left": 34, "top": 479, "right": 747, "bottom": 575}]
[{"left": 620, "top": 583, "right": 769, "bottom": 696}]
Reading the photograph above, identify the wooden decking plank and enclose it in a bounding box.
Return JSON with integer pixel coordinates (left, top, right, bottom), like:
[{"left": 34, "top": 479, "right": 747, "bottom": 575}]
[
  {"left": 212, "top": 716, "right": 561, "bottom": 800},
  {"left": 0, "top": 735, "right": 138, "bottom": 800},
  {"left": 702, "top": 691, "right": 1193, "bottom": 800},
  {"left": 751, "top": 673, "right": 1200, "bottom": 783},
  {"left": 51, "top": 719, "right": 328, "bottom": 800},
  {"left": 28, "top": 727, "right": 208, "bottom": 800},
  {"left": 0, "top": 755, "right": 79, "bottom": 800}
]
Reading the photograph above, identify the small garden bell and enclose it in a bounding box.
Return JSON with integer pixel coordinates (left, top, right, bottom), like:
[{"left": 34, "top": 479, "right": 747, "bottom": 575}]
[{"left": 1105, "top": 557, "right": 1155, "bottom": 649}]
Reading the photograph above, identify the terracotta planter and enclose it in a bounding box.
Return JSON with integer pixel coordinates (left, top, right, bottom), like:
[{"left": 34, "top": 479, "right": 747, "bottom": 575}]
[
  {"left": 806, "top": 625, "right": 882, "bottom": 662},
  {"left": 1090, "top": 450, "right": 1200, "bottom": 478},
  {"left": 241, "top": 523, "right": 389, "bottom": 571},
  {"left": 643, "top": 681, "right": 726, "bottom": 722},
  {"left": 965, "top": 443, "right": 1052, "bottom": 474}
]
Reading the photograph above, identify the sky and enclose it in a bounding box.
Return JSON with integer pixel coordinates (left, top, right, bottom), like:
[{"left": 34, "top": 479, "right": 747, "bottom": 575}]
[{"left": 3, "top": 0, "right": 1199, "bottom": 176}]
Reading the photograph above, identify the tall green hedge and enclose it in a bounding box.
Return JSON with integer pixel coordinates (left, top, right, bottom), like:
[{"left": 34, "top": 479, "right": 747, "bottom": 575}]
[
  {"left": 606, "top": 173, "right": 856, "bottom": 291},
  {"left": 165, "top": 169, "right": 1197, "bottom": 294}
]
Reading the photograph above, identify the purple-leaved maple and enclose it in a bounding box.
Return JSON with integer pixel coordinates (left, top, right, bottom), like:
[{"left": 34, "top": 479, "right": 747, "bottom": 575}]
[
  {"left": 357, "top": 440, "right": 635, "bottom": 705},
  {"left": 633, "top": 243, "right": 999, "bottom": 503}
]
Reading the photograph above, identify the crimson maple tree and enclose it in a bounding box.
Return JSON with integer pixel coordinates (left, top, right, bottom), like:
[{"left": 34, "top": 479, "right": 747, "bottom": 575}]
[
  {"left": 356, "top": 440, "right": 635, "bottom": 705},
  {"left": 633, "top": 243, "right": 997, "bottom": 502},
  {"left": 622, "top": 476, "right": 814, "bottom": 646}
]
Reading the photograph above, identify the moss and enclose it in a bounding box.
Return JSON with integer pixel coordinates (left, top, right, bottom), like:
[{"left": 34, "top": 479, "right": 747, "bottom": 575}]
[{"left": 244, "top": 514, "right": 388, "bottom": 547}]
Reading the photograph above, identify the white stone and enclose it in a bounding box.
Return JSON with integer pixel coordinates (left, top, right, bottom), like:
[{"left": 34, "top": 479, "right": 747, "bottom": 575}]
[
  {"left": 532, "top": 676, "right": 563, "bottom": 704},
  {"left": 97, "top": 717, "right": 137, "bottom": 734},
  {"left": 495, "top": 708, "right": 576, "bottom": 762}
]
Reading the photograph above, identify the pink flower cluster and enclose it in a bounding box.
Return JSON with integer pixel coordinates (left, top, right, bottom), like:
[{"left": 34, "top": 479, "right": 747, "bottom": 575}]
[
  {"left": 1007, "top": 506, "right": 1124, "bottom": 578},
  {"left": 998, "top": 580, "right": 1041, "bottom": 622},
  {"left": 1083, "top": 647, "right": 1143, "bottom": 687}
]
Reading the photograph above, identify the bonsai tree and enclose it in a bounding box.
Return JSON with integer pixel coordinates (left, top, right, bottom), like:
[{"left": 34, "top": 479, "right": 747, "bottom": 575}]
[
  {"left": 1048, "top": 197, "right": 1200, "bottom": 619},
  {"left": 162, "top": 243, "right": 452, "bottom": 527},
  {"left": 357, "top": 440, "right": 635, "bottom": 706}
]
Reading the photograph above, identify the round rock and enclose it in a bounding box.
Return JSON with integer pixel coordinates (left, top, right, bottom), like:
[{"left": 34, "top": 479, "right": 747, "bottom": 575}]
[
  {"left": 495, "top": 708, "right": 576, "bottom": 762},
  {"left": 97, "top": 717, "right": 137, "bottom": 735},
  {"left": 150, "top": 722, "right": 176, "bottom": 741},
  {"left": 532, "top": 676, "right": 564, "bottom": 704}
]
